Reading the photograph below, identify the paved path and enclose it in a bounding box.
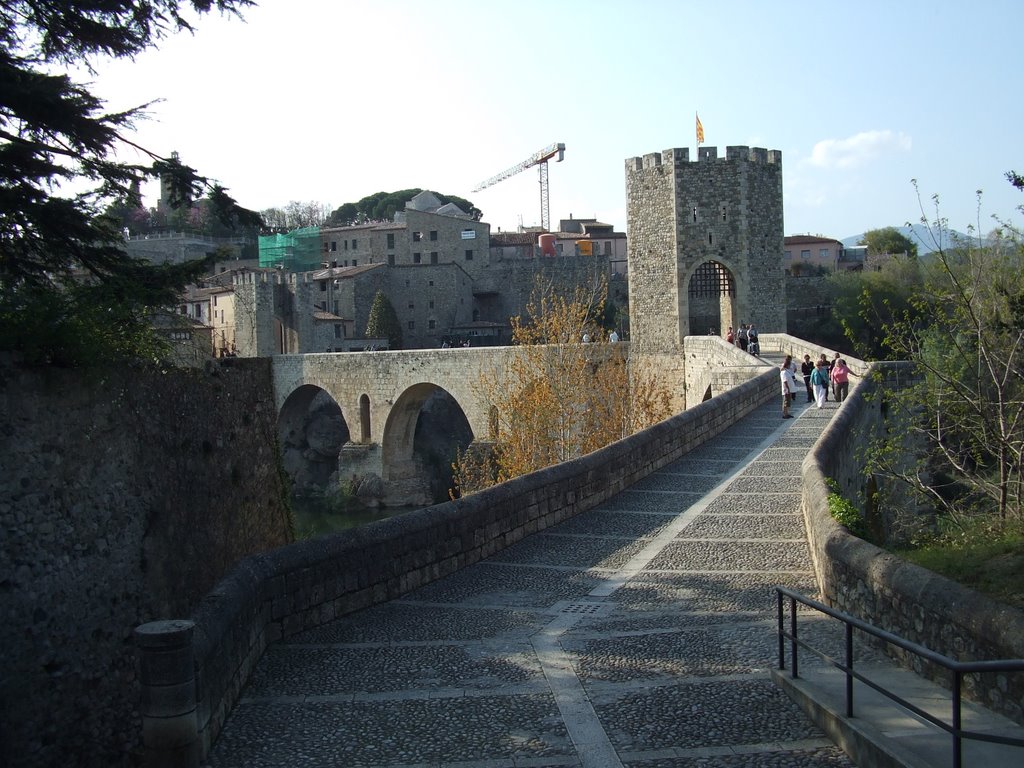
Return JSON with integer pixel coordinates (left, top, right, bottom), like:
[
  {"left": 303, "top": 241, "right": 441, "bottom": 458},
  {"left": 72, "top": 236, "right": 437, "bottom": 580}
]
[{"left": 208, "top": 394, "right": 860, "bottom": 768}]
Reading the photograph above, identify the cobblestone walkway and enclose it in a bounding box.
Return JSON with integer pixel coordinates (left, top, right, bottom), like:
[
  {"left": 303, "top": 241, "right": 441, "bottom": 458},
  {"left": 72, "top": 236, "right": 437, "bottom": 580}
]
[{"left": 207, "top": 396, "right": 858, "bottom": 768}]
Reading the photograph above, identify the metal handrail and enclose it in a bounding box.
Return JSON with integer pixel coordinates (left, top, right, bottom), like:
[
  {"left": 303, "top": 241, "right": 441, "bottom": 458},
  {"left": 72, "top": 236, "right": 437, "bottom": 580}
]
[{"left": 776, "top": 586, "right": 1024, "bottom": 768}]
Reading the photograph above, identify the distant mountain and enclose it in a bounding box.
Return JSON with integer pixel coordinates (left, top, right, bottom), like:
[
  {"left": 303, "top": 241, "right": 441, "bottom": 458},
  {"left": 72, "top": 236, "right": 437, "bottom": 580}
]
[{"left": 841, "top": 225, "right": 976, "bottom": 255}]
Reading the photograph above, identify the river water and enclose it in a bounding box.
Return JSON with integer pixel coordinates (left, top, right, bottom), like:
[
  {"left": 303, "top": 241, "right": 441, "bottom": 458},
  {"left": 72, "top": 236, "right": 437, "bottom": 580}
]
[{"left": 290, "top": 494, "right": 420, "bottom": 538}]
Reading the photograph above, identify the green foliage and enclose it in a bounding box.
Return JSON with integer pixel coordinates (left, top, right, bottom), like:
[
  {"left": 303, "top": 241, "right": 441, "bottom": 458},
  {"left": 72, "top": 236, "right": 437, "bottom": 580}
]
[
  {"left": 826, "top": 478, "right": 867, "bottom": 537},
  {"left": 859, "top": 226, "right": 919, "bottom": 258},
  {"left": 365, "top": 290, "right": 403, "bottom": 349},
  {"left": 864, "top": 176, "right": 1024, "bottom": 526},
  {"left": 1, "top": 0, "right": 260, "bottom": 365},
  {"left": 327, "top": 189, "right": 482, "bottom": 225},
  {"left": 828, "top": 256, "right": 924, "bottom": 359},
  {"left": 896, "top": 517, "right": 1024, "bottom": 609}
]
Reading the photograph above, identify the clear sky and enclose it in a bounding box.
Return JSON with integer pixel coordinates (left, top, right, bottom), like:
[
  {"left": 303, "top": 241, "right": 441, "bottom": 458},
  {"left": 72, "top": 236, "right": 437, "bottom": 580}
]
[{"left": 86, "top": 0, "right": 1023, "bottom": 240}]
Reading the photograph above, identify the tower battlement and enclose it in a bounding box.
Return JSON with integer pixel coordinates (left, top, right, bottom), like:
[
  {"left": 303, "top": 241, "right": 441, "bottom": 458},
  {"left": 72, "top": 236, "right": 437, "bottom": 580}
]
[{"left": 626, "top": 146, "right": 781, "bottom": 173}]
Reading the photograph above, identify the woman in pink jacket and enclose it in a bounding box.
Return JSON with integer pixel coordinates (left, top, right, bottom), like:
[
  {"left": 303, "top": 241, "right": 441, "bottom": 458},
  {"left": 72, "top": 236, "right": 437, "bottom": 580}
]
[{"left": 830, "top": 359, "right": 851, "bottom": 403}]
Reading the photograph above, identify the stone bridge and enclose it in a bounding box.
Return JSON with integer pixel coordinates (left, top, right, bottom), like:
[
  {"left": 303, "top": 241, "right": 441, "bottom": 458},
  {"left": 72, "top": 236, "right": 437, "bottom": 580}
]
[
  {"left": 271, "top": 338, "right": 785, "bottom": 506},
  {"left": 272, "top": 345, "right": 515, "bottom": 505}
]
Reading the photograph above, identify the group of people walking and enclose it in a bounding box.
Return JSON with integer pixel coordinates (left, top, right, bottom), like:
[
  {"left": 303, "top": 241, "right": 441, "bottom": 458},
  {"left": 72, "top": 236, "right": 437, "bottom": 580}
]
[
  {"left": 780, "top": 351, "right": 852, "bottom": 419},
  {"left": 725, "top": 324, "right": 759, "bottom": 355}
]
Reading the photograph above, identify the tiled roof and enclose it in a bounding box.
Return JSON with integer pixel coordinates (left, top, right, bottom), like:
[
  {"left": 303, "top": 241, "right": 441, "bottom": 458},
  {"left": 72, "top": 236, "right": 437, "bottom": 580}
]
[
  {"left": 309, "top": 263, "right": 384, "bottom": 280},
  {"left": 490, "top": 232, "right": 537, "bottom": 246}
]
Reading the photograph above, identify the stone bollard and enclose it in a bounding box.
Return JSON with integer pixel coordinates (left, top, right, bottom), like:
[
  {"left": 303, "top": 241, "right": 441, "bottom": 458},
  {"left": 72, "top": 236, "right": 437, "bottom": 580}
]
[{"left": 135, "top": 620, "right": 199, "bottom": 768}]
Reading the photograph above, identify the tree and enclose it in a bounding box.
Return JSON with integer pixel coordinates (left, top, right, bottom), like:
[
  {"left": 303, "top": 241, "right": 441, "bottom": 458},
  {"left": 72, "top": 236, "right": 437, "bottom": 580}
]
[
  {"left": 859, "top": 226, "right": 919, "bottom": 258},
  {"left": 365, "top": 290, "right": 402, "bottom": 349},
  {"left": 451, "top": 277, "right": 672, "bottom": 495},
  {"left": 327, "top": 189, "right": 482, "bottom": 226},
  {"left": 830, "top": 254, "right": 924, "bottom": 359},
  {"left": 866, "top": 176, "right": 1024, "bottom": 527},
  {"left": 0, "top": 0, "right": 261, "bottom": 364},
  {"left": 260, "top": 200, "right": 332, "bottom": 230}
]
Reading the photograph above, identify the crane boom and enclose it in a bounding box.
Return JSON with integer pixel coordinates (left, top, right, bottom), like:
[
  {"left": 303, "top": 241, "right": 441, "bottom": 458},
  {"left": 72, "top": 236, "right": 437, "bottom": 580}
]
[{"left": 472, "top": 142, "right": 565, "bottom": 230}]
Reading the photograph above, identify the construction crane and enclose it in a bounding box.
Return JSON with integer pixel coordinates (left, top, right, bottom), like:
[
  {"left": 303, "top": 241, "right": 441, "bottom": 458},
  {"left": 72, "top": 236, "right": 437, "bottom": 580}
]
[{"left": 473, "top": 142, "right": 565, "bottom": 231}]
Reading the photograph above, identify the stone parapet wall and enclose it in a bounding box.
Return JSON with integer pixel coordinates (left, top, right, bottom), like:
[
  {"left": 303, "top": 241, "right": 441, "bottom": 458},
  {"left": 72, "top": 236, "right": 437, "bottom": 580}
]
[
  {"left": 0, "top": 359, "right": 291, "bottom": 768},
  {"left": 682, "top": 335, "right": 771, "bottom": 407},
  {"left": 799, "top": 362, "right": 1024, "bottom": 725},
  {"left": 176, "top": 365, "right": 781, "bottom": 759}
]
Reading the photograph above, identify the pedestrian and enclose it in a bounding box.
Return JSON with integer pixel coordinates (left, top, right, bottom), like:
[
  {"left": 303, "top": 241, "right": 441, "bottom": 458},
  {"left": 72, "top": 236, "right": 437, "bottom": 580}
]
[
  {"left": 780, "top": 355, "right": 796, "bottom": 419},
  {"left": 818, "top": 354, "right": 830, "bottom": 400},
  {"left": 609, "top": 329, "right": 619, "bottom": 343},
  {"left": 811, "top": 360, "right": 829, "bottom": 408},
  {"left": 830, "top": 352, "right": 841, "bottom": 401},
  {"left": 789, "top": 357, "right": 800, "bottom": 406},
  {"left": 737, "top": 324, "right": 748, "bottom": 352},
  {"left": 831, "top": 358, "right": 851, "bottom": 402},
  {"left": 801, "top": 354, "right": 814, "bottom": 403},
  {"left": 748, "top": 324, "right": 759, "bottom": 355},
  {"left": 726, "top": 325, "right": 734, "bottom": 344}
]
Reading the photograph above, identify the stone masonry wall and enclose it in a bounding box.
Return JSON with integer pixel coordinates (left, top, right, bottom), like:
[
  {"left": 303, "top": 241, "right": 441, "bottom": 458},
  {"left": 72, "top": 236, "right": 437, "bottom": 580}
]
[
  {"left": 0, "top": 358, "right": 292, "bottom": 767},
  {"left": 173, "top": 366, "right": 782, "bottom": 759},
  {"left": 800, "top": 363, "right": 1024, "bottom": 725}
]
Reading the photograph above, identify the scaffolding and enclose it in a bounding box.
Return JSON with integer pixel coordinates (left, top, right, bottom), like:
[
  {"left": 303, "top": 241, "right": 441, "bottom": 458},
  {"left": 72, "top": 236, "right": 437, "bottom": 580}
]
[{"left": 258, "top": 227, "right": 321, "bottom": 271}]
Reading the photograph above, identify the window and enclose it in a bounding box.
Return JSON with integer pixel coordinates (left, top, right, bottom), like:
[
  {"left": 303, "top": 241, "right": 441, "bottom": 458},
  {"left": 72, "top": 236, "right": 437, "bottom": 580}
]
[
  {"left": 429, "top": 280, "right": 434, "bottom": 286},
  {"left": 430, "top": 252, "right": 438, "bottom": 264},
  {"left": 344, "top": 240, "right": 348, "bottom": 251},
  {"left": 819, "top": 248, "right": 829, "bottom": 260},
  {"left": 785, "top": 250, "right": 792, "bottom": 260},
  {"left": 407, "top": 320, "right": 415, "bottom": 330},
  {"left": 428, "top": 300, "right": 434, "bottom": 309},
  {"left": 408, "top": 302, "right": 414, "bottom": 309},
  {"left": 720, "top": 203, "right": 727, "bottom": 221},
  {"left": 413, "top": 231, "right": 422, "bottom": 242},
  {"left": 334, "top": 324, "right": 342, "bottom": 339},
  {"left": 388, "top": 254, "right": 395, "bottom": 266},
  {"left": 352, "top": 259, "right": 357, "bottom": 266},
  {"left": 465, "top": 249, "right": 473, "bottom": 260},
  {"left": 801, "top": 249, "right": 811, "bottom": 260},
  {"left": 319, "top": 281, "right": 326, "bottom": 291},
  {"left": 352, "top": 238, "right": 358, "bottom": 249},
  {"left": 413, "top": 252, "right": 421, "bottom": 264},
  {"left": 428, "top": 319, "right": 435, "bottom": 329},
  {"left": 387, "top": 233, "right": 395, "bottom": 249},
  {"left": 429, "top": 230, "right": 437, "bottom": 241},
  {"left": 330, "top": 241, "right": 337, "bottom": 252}
]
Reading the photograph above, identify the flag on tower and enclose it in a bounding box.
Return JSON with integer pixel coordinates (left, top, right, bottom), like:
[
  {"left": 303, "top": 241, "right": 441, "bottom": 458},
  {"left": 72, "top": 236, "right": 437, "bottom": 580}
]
[{"left": 696, "top": 114, "right": 705, "bottom": 145}]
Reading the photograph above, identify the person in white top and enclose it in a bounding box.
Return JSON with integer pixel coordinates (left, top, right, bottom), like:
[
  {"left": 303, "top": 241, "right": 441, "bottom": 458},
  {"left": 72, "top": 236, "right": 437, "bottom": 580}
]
[{"left": 780, "top": 354, "right": 796, "bottom": 419}]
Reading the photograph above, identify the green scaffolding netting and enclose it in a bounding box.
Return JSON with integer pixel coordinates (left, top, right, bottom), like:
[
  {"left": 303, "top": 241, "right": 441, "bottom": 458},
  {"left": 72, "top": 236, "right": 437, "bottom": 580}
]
[{"left": 258, "top": 226, "right": 321, "bottom": 271}]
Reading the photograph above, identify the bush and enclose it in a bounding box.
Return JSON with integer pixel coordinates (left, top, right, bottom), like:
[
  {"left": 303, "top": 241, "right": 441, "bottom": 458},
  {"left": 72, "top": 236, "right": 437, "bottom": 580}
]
[{"left": 826, "top": 478, "right": 867, "bottom": 538}]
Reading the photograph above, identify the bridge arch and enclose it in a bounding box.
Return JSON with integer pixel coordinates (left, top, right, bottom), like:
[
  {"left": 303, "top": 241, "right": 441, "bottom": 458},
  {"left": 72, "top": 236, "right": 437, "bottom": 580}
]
[
  {"left": 277, "top": 384, "right": 351, "bottom": 490},
  {"left": 381, "top": 383, "right": 474, "bottom": 500},
  {"left": 359, "top": 394, "right": 371, "bottom": 442}
]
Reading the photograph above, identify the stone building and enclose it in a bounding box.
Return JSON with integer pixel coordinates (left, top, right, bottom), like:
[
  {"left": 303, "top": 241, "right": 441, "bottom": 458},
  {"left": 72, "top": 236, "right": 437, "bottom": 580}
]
[
  {"left": 625, "top": 144, "right": 785, "bottom": 398},
  {"left": 233, "top": 191, "right": 622, "bottom": 353},
  {"left": 784, "top": 234, "right": 862, "bottom": 274}
]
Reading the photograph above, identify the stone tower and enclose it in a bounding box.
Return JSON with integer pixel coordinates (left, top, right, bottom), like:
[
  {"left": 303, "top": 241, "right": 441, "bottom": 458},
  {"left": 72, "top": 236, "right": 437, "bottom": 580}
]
[{"left": 625, "top": 145, "right": 785, "bottom": 398}]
